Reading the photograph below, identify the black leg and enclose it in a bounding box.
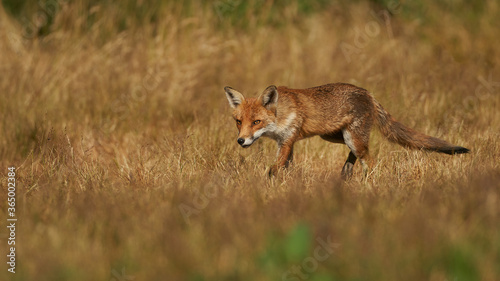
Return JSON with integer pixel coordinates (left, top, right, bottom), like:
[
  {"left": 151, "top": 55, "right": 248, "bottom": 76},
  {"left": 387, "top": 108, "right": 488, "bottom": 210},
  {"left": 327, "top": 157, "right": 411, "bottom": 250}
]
[{"left": 341, "top": 152, "right": 357, "bottom": 180}]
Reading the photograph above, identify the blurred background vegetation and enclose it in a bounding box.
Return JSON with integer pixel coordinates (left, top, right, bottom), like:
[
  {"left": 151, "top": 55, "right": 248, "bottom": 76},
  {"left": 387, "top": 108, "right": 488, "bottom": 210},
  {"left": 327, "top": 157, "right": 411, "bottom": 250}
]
[{"left": 0, "top": 0, "right": 493, "bottom": 36}]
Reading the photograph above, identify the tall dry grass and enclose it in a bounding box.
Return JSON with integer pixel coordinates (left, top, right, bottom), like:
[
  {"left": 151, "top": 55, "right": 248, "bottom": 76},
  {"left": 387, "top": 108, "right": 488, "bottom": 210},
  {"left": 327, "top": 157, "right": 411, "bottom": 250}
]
[{"left": 0, "top": 0, "right": 499, "bottom": 280}]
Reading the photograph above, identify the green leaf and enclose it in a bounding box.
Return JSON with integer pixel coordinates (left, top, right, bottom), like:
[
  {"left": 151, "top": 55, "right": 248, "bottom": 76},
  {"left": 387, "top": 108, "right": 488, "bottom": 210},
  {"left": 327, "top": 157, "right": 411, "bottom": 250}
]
[{"left": 285, "top": 223, "right": 312, "bottom": 262}]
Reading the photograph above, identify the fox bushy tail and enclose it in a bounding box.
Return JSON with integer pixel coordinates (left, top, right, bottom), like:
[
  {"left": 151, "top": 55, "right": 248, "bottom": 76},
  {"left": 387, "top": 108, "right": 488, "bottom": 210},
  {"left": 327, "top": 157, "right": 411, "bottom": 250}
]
[{"left": 373, "top": 100, "right": 469, "bottom": 155}]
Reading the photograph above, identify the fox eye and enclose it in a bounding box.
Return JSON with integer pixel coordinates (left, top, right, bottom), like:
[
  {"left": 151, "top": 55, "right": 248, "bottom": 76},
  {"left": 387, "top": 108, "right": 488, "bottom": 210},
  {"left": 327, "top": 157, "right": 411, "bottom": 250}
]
[
  {"left": 253, "top": 120, "right": 261, "bottom": 125},
  {"left": 236, "top": 120, "right": 242, "bottom": 125}
]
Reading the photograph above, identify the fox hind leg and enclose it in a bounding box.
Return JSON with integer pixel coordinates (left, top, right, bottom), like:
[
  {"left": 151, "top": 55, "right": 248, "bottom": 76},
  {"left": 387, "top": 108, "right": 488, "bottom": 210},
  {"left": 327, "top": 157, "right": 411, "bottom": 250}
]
[
  {"left": 342, "top": 128, "right": 372, "bottom": 179},
  {"left": 341, "top": 151, "right": 357, "bottom": 180},
  {"left": 320, "top": 129, "right": 371, "bottom": 180},
  {"left": 320, "top": 132, "right": 360, "bottom": 179}
]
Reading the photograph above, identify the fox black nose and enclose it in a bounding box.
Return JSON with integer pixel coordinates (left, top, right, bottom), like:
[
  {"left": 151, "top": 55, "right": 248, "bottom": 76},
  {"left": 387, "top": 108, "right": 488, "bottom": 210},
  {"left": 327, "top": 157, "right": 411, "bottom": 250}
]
[{"left": 237, "top": 138, "right": 244, "bottom": 145}]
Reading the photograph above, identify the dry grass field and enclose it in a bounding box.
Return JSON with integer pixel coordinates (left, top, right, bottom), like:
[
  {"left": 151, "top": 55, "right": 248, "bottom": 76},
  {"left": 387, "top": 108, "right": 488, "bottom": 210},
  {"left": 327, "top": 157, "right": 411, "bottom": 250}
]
[{"left": 0, "top": 0, "right": 499, "bottom": 280}]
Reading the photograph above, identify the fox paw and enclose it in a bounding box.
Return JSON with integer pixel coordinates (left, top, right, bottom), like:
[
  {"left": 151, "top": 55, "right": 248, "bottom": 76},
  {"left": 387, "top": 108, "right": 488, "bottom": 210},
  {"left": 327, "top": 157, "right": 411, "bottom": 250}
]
[
  {"left": 341, "top": 163, "right": 354, "bottom": 181},
  {"left": 268, "top": 165, "right": 279, "bottom": 178}
]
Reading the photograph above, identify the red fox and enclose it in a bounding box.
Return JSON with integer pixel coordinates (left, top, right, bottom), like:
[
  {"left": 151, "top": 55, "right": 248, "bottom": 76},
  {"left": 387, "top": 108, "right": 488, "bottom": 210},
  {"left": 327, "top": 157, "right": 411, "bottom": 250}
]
[{"left": 224, "top": 83, "right": 469, "bottom": 179}]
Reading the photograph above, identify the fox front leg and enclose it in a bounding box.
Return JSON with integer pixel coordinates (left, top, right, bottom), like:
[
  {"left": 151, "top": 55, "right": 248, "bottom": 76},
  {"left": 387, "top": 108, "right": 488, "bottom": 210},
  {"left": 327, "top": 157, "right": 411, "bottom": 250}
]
[{"left": 268, "top": 142, "right": 294, "bottom": 178}]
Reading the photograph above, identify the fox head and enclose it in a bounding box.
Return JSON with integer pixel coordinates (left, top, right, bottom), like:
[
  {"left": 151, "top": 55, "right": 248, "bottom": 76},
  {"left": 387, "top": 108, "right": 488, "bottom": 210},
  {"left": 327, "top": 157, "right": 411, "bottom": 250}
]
[{"left": 224, "top": 85, "right": 278, "bottom": 148}]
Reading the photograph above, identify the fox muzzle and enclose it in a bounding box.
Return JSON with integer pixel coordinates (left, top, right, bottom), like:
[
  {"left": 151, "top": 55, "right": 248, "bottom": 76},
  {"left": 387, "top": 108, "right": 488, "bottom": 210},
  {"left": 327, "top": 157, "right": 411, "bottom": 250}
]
[{"left": 237, "top": 137, "right": 254, "bottom": 148}]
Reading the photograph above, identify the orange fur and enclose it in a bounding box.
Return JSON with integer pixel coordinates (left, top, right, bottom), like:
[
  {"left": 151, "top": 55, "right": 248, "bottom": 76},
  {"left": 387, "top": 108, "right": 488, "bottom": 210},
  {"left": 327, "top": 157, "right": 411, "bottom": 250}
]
[{"left": 224, "top": 83, "right": 469, "bottom": 179}]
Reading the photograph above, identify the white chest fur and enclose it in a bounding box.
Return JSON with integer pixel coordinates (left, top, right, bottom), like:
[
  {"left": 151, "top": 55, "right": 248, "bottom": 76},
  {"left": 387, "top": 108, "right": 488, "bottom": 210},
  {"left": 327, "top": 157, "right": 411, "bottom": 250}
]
[{"left": 263, "top": 112, "right": 297, "bottom": 143}]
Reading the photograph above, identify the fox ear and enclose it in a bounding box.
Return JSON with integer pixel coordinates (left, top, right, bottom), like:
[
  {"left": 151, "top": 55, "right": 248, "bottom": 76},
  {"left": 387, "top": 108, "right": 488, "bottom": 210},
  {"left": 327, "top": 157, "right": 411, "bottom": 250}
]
[
  {"left": 261, "top": 85, "right": 278, "bottom": 109},
  {"left": 224, "top": 86, "right": 245, "bottom": 109}
]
